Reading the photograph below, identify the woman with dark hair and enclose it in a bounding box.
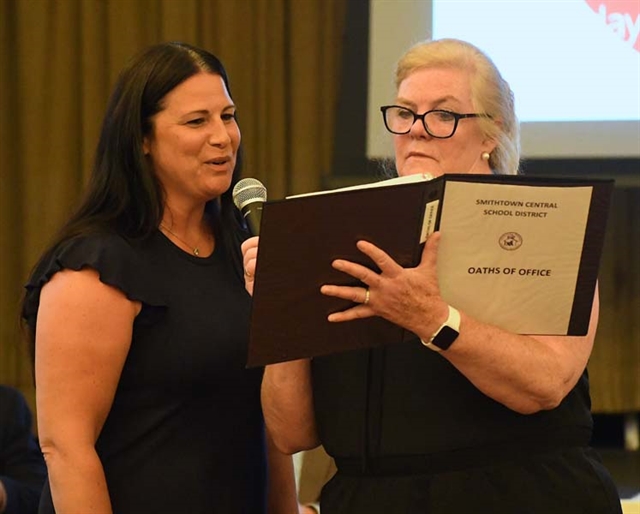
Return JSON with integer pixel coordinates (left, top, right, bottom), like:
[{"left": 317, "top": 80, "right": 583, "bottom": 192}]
[{"left": 21, "top": 42, "right": 296, "bottom": 514}]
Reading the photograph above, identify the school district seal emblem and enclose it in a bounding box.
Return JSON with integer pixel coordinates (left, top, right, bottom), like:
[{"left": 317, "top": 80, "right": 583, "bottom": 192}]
[{"left": 499, "top": 232, "right": 523, "bottom": 251}]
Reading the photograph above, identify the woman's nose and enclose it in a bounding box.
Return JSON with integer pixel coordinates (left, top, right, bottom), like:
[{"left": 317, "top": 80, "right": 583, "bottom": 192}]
[
  {"left": 208, "top": 120, "right": 231, "bottom": 146},
  {"left": 409, "top": 116, "right": 430, "bottom": 138}
]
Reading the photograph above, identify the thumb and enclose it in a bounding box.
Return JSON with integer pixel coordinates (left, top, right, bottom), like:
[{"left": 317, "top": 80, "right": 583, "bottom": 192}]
[{"left": 420, "top": 231, "right": 441, "bottom": 270}]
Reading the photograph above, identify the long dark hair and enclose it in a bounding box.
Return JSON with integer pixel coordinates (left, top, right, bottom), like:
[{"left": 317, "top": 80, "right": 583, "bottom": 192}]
[{"left": 21, "top": 42, "right": 248, "bottom": 351}]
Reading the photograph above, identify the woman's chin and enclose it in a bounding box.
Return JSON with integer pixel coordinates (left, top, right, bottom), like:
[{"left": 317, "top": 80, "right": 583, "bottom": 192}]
[{"left": 399, "top": 163, "right": 443, "bottom": 178}]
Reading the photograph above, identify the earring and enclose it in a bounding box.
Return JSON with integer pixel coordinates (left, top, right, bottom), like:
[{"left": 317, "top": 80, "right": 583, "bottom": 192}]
[{"left": 481, "top": 152, "right": 491, "bottom": 161}]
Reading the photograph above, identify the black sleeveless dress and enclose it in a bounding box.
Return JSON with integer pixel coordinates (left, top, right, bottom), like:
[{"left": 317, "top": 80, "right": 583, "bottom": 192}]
[
  {"left": 312, "top": 340, "right": 622, "bottom": 514},
  {"left": 23, "top": 230, "right": 267, "bottom": 514}
]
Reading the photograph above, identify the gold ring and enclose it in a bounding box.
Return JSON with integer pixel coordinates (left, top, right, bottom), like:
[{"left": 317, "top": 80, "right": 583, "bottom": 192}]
[{"left": 363, "top": 288, "right": 370, "bottom": 305}]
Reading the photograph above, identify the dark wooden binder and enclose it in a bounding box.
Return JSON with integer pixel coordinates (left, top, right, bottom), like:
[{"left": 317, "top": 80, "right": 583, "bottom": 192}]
[{"left": 247, "top": 174, "right": 613, "bottom": 367}]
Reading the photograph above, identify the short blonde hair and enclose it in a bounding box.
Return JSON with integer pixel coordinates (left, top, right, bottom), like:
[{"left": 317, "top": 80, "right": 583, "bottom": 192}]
[{"left": 396, "top": 38, "right": 520, "bottom": 175}]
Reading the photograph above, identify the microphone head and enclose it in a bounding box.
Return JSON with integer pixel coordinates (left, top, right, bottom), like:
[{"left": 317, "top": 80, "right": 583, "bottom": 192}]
[{"left": 232, "top": 178, "right": 268, "bottom": 210}]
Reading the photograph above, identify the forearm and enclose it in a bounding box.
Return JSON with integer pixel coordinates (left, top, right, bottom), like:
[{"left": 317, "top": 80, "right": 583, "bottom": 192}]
[
  {"left": 407, "top": 288, "right": 599, "bottom": 413},
  {"left": 404, "top": 285, "right": 598, "bottom": 414},
  {"left": 44, "top": 447, "right": 112, "bottom": 514},
  {"left": 262, "top": 360, "right": 319, "bottom": 454},
  {"left": 434, "top": 311, "right": 594, "bottom": 414}
]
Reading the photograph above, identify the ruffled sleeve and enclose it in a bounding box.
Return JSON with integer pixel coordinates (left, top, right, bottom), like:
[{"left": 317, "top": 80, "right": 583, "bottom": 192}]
[{"left": 22, "top": 232, "right": 166, "bottom": 329}]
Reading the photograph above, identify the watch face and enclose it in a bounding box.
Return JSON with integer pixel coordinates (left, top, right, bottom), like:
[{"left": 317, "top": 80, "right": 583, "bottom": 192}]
[{"left": 432, "top": 325, "right": 459, "bottom": 350}]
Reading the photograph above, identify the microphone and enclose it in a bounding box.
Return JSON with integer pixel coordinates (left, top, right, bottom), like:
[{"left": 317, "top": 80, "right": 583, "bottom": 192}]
[{"left": 232, "top": 178, "right": 267, "bottom": 235}]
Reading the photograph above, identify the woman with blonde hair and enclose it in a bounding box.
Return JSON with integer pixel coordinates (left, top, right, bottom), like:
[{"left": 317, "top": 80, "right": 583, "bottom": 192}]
[{"left": 246, "top": 38, "right": 622, "bottom": 514}]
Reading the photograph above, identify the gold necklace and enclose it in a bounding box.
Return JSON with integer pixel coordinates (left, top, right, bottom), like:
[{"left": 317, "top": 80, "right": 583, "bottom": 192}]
[{"left": 160, "top": 223, "right": 203, "bottom": 256}]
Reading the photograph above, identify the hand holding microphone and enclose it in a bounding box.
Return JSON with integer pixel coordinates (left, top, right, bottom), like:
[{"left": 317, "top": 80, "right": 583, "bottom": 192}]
[
  {"left": 240, "top": 237, "right": 259, "bottom": 295},
  {"left": 234, "top": 178, "right": 267, "bottom": 294}
]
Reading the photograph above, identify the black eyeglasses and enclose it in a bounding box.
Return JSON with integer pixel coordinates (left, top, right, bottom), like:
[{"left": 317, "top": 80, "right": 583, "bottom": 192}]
[{"left": 380, "top": 105, "right": 488, "bottom": 139}]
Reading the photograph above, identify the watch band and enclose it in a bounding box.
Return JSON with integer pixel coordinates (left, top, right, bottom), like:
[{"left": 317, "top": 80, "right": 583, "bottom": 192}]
[{"left": 421, "top": 305, "right": 461, "bottom": 352}]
